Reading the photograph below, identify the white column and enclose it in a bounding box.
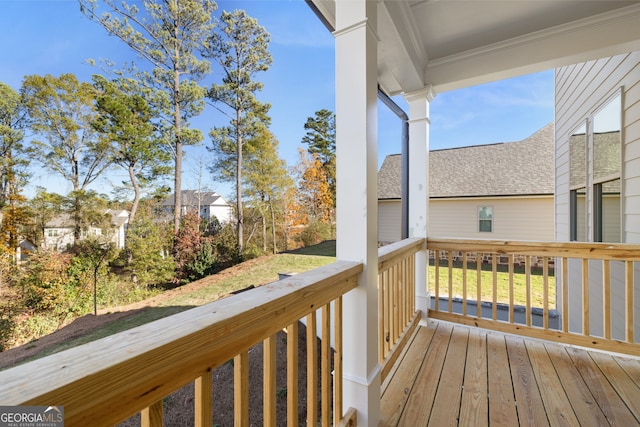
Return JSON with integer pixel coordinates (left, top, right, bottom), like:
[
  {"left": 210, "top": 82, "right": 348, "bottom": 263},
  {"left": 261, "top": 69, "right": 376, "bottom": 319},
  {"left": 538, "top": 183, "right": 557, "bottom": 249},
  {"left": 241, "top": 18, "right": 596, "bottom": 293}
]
[
  {"left": 405, "top": 87, "right": 436, "bottom": 324},
  {"left": 334, "top": 0, "right": 380, "bottom": 425}
]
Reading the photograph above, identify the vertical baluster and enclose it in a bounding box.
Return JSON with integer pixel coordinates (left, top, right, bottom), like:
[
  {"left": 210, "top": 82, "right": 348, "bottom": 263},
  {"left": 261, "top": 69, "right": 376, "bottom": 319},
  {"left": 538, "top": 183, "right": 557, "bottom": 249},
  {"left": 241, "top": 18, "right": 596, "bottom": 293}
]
[
  {"left": 287, "top": 322, "right": 299, "bottom": 426},
  {"left": 508, "top": 254, "right": 514, "bottom": 324},
  {"left": 306, "top": 314, "right": 318, "bottom": 427},
  {"left": 378, "top": 268, "right": 385, "bottom": 362},
  {"left": 141, "top": 400, "right": 163, "bottom": 427},
  {"left": 404, "top": 256, "right": 409, "bottom": 326},
  {"left": 195, "top": 369, "right": 212, "bottom": 427},
  {"left": 435, "top": 250, "right": 440, "bottom": 311},
  {"left": 477, "top": 253, "right": 482, "bottom": 319},
  {"left": 263, "top": 336, "right": 277, "bottom": 427},
  {"left": 603, "top": 260, "right": 611, "bottom": 340},
  {"left": 543, "top": 257, "right": 549, "bottom": 330},
  {"left": 626, "top": 260, "right": 634, "bottom": 343},
  {"left": 526, "top": 256, "right": 531, "bottom": 327},
  {"left": 562, "top": 257, "right": 569, "bottom": 333},
  {"left": 392, "top": 263, "right": 399, "bottom": 344},
  {"left": 399, "top": 259, "right": 405, "bottom": 329},
  {"left": 413, "top": 252, "right": 417, "bottom": 313},
  {"left": 492, "top": 254, "right": 497, "bottom": 321},
  {"left": 334, "top": 296, "right": 343, "bottom": 426},
  {"left": 321, "top": 304, "right": 331, "bottom": 427},
  {"left": 582, "top": 259, "right": 590, "bottom": 336},
  {"left": 234, "top": 351, "right": 249, "bottom": 427},
  {"left": 383, "top": 269, "right": 390, "bottom": 357},
  {"left": 462, "top": 252, "right": 468, "bottom": 316},
  {"left": 410, "top": 253, "right": 416, "bottom": 314},
  {"left": 448, "top": 251, "right": 453, "bottom": 313}
]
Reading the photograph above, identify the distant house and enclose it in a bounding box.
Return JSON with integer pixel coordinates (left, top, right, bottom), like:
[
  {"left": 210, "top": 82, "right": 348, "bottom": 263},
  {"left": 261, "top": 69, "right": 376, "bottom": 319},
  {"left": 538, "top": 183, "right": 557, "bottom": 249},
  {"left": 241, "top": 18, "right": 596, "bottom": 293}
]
[
  {"left": 378, "top": 123, "right": 555, "bottom": 244},
  {"left": 162, "top": 190, "right": 233, "bottom": 224},
  {"left": 43, "top": 209, "right": 129, "bottom": 252}
]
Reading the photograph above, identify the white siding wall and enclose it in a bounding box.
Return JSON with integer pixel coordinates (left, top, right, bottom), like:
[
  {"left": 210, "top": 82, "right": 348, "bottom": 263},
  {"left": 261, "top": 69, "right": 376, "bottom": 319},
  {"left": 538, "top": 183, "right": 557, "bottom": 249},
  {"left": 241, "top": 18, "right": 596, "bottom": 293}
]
[
  {"left": 210, "top": 203, "right": 233, "bottom": 224},
  {"left": 555, "top": 52, "right": 640, "bottom": 243},
  {"left": 378, "top": 196, "right": 554, "bottom": 243},
  {"left": 429, "top": 197, "right": 554, "bottom": 240},
  {"left": 555, "top": 52, "right": 640, "bottom": 341},
  {"left": 378, "top": 200, "right": 401, "bottom": 243}
]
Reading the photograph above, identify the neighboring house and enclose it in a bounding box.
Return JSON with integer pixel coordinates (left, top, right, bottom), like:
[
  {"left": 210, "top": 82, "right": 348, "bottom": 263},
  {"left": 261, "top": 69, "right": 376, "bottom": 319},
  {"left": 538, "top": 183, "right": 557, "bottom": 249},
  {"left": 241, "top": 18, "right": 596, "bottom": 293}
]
[
  {"left": 162, "top": 190, "right": 233, "bottom": 224},
  {"left": 43, "top": 209, "right": 129, "bottom": 252},
  {"left": 108, "top": 210, "right": 129, "bottom": 249},
  {"left": 555, "top": 51, "right": 640, "bottom": 339},
  {"left": 378, "top": 123, "right": 555, "bottom": 244}
]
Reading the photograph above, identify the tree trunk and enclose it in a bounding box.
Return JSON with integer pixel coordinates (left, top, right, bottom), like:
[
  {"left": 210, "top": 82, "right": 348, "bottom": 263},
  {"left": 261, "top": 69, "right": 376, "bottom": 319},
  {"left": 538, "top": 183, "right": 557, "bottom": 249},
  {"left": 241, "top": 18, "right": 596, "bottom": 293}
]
[
  {"left": 172, "top": 9, "right": 182, "bottom": 237},
  {"left": 236, "top": 109, "right": 243, "bottom": 257},
  {"left": 262, "top": 209, "right": 266, "bottom": 253},
  {"left": 128, "top": 163, "right": 140, "bottom": 225},
  {"left": 270, "top": 199, "right": 277, "bottom": 254},
  {"left": 73, "top": 193, "right": 81, "bottom": 245}
]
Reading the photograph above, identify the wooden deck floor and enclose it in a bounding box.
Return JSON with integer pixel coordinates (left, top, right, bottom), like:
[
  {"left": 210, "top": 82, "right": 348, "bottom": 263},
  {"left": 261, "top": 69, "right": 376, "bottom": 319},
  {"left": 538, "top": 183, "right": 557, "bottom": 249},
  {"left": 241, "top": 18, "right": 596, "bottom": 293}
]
[{"left": 381, "top": 320, "right": 640, "bottom": 426}]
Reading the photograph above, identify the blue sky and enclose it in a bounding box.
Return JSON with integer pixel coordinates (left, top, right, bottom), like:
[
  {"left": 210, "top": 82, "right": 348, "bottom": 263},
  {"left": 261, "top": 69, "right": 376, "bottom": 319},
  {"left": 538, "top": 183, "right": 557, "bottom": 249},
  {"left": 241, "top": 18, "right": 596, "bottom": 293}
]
[{"left": 0, "top": 0, "right": 554, "bottom": 200}]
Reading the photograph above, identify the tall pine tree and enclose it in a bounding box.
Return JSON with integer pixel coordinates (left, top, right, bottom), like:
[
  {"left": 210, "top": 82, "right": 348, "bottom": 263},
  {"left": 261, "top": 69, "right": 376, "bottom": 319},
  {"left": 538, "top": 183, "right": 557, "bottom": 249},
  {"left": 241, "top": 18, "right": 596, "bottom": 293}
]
[
  {"left": 79, "top": 0, "right": 216, "bottom": 235},
  {"left": 92, "top": 75, "right": 171, "bottom": 225},
  {"left": 204, "top": 9, "right": 272, "bottom": 257}
]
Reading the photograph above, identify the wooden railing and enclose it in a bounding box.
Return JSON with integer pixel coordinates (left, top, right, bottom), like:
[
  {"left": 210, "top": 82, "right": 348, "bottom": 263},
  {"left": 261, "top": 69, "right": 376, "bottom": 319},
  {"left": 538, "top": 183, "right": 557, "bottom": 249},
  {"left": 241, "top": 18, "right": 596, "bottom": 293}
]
[
  {"left": 378, "top": 237, "right": 424, "bottom": 381},
  {"left": 427, "top": 238, "right": 640, "bottom": 356},
  {"left": 0, "top": 261, "right": 363, "bottom": 427}
]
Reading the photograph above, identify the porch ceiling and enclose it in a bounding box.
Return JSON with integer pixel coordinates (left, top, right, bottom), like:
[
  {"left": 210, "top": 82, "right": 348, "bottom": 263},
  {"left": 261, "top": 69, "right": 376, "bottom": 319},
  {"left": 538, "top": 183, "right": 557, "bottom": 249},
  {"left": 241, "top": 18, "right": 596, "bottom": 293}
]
[{"left": 310, "top": 0, "right": 640, "bottom": 95}]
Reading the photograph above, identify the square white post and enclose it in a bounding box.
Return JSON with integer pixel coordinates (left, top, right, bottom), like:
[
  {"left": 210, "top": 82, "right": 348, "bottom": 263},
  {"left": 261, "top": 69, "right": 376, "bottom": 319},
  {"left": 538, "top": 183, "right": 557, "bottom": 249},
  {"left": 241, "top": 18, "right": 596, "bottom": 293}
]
[
  {"left": 405, "top": 87, "right": 435, "bottom": 324},
  {"left": 334, "top": 0, "right": 380, "bottom": 425}
]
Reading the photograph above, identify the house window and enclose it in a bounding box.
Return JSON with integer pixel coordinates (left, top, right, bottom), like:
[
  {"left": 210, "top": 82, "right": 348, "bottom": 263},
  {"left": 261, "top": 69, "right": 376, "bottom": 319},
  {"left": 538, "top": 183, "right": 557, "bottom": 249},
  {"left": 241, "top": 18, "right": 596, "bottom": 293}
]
[
  {"left": 478, "top": 206, "right": 493, "bottom": 232},
  {"left": 569, "top": 91, "right": 621, "bottom": 242}
]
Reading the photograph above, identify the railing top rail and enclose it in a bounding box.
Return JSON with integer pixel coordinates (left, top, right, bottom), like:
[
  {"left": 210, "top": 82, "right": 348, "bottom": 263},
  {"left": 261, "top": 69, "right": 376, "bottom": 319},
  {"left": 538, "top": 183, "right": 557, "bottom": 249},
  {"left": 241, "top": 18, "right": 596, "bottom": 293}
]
[
  {"left": 427, "top": 238, "right": 640, "bottom": 261},
  {"left": 0, "top": 260, "right": 362, "bottom": 426},
  {"left": 378, "top": 237, "right": 425, "bottom": 269}
]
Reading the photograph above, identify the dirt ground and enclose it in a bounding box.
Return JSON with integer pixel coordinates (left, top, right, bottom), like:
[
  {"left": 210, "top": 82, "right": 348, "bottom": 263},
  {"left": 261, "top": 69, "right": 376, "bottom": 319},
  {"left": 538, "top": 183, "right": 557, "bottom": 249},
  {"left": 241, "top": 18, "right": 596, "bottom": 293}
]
[{"left": 0, "top": 255, "right": 330, "bottom": 426}]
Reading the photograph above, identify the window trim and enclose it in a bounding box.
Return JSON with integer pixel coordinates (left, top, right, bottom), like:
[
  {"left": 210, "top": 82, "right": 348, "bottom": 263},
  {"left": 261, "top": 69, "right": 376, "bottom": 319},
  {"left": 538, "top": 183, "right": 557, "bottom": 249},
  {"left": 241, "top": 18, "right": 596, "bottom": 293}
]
[{"left": 569, "top": 88, "right": 622, "bottom": 243}]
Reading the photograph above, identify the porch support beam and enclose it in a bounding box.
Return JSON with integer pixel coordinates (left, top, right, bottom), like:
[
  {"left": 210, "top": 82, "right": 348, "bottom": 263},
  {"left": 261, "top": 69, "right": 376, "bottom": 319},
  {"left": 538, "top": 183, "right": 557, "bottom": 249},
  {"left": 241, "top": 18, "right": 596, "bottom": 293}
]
[
  {"left": 334, "top": 0, "right": 380, "bottom": 425},
  {"left": 405, "top": 86, "right": 435, "bottom": 324}
]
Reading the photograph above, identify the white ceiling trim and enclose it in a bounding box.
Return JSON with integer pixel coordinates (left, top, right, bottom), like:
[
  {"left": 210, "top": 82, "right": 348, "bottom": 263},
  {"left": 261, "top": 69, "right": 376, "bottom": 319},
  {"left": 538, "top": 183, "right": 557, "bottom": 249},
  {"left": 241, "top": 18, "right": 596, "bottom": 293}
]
[
  {"left": 377, "top": 2, "right": 426, "bottom": 94},
  {"left": 423, "top": 3, "right": 640, "bottom": 93}
]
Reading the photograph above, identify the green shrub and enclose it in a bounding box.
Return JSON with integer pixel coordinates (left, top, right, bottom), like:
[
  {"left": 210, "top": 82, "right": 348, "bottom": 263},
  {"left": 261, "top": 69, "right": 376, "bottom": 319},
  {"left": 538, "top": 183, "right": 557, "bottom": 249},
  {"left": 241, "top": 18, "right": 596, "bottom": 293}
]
[
  {"left": 19, "top": 250, "right": 75, "bottom": 313},
  {"left": 126, "top": 216, "right": 175, "bottom": 287},
  {"left": 0, "top": 302, "right": 16, "bottom": 351},
  {"left": 185, "top": 239, "right": 217, "bottom": 281},
  {"left": 297, "top": 220, "right": 332, "bottom": 247}
]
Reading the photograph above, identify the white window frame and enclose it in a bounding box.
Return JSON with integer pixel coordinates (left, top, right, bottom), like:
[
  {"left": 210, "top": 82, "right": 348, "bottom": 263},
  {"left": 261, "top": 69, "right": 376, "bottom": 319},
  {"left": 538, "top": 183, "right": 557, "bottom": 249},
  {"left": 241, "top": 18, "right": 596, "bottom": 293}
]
[{"left": 478, "top": 206, "right": 493, "bottom": 233}]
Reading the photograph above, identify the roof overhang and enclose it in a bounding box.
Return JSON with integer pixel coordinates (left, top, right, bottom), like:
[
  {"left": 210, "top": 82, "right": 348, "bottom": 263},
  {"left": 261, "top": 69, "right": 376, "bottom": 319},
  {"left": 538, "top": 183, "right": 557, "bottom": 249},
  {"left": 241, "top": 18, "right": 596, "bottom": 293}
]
[{"left": 309, "top": 1, "right": 640, "bottom": 95}]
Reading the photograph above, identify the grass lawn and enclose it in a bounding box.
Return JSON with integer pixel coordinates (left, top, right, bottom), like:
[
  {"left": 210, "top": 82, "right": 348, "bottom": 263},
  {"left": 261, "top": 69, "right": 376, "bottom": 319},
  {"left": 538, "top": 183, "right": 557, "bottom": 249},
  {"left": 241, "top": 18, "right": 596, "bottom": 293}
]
[
  {"left": 160, "top": 250, "right": 336, "bottom": 307},
  {"left": 428, "top": 261, "right": 556, "bottom": 309}
]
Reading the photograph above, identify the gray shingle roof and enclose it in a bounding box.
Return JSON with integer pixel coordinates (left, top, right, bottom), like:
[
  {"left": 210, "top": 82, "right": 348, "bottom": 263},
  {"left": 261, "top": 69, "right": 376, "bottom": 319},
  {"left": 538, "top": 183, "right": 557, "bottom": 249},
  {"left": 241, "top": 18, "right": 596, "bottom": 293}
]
[
  {"left": 378, "top": 123, "right": 555, "bottom": 199},
  {"left": 45, "top": 209, "right": 129, "bottom": 228}
]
